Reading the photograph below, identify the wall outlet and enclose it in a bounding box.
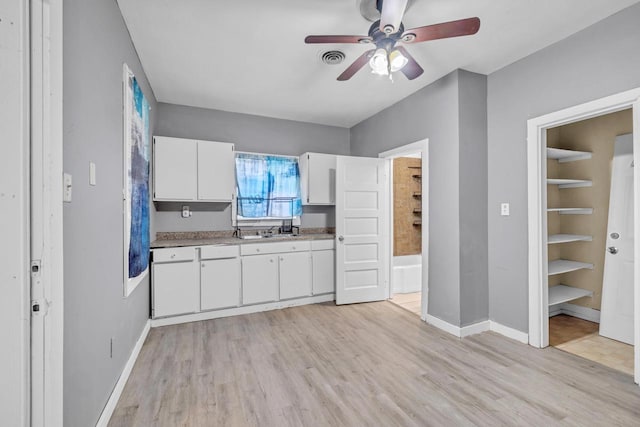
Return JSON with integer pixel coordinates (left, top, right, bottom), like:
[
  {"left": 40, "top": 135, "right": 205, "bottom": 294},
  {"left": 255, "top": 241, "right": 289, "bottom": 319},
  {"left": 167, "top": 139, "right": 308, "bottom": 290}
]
[
  {"left": 501, "top": 203, "right": 510, "bottom": 216},
  {"left": 181, "top": 205, "right": 191, "bottom": 218}
]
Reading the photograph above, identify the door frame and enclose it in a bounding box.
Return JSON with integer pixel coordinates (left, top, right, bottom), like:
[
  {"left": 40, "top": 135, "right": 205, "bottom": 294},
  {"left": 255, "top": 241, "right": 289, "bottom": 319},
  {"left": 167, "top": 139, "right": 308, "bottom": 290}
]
[
  {"left": 527, "top": 88, "right": 640, "bottom": 384},
  {"left": 30, "top": 0, "right": 65, "bottom": 425},
  {"left": 379, "top": 139, "right": 429, "bottom": 320}
]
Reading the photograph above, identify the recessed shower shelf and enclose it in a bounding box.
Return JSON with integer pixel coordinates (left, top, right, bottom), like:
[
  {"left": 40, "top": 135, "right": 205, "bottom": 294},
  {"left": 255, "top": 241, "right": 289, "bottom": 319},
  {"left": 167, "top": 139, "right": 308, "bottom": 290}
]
[
  {"left": 548, "top": 259, "right": 594, "bottom": 276},
  {"left": 547, "top": 178, "right": 592, "bottom": 189},
  {"left": 548, "top": 234, "right": 593, "bottom": 244},
  {"left": 549, "top": 284, "right": 593, "bottom": 306}
]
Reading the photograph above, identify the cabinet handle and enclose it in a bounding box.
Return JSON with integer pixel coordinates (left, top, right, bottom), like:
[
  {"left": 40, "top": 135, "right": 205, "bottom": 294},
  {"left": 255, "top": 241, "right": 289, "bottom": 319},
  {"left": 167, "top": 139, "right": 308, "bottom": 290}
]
[
  {"left": 201, "top": 263, "right": 205, "bottom": 267},
  {"left": 280, "top": 257, "right": 284, "bottom": 261},
  {"left": 256, "top": 248, "right": 260, "bottom": 252},
  {"left": 270, "top": 258, "right": 274, "bottom": 263},
  {"left": 170, "top": 254, "right": 176, "bottom": 259},
  {"left": 292, "top": 246, "right": 296, "bottom": 250}
]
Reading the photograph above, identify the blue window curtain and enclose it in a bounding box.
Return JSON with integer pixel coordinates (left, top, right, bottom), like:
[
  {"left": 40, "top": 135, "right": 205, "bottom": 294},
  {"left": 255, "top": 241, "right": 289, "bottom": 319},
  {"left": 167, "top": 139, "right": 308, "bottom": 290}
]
[{"left": 235, "top": 153, "right": 302, "bottom": 218}]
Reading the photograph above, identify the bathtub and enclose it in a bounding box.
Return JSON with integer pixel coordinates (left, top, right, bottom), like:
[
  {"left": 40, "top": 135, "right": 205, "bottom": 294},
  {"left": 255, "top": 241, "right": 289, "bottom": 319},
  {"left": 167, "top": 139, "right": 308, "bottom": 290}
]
[{"left": 392, "top": 255, "right": 422, "bottom": 294}]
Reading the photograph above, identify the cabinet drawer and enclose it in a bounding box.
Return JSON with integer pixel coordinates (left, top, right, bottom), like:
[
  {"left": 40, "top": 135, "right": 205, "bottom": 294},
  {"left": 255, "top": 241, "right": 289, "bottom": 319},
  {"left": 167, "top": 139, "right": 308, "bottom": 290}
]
[
  {"left": 153, "top": 247, "right": 196, "bottom": 263},
  {"left": 200, "top": 245, "right": 239, "bottom": 260},
  {"left": 311, "top": 239, "right": 335, "bottom": 250},
  {"left": 240, "top": 240, "right": 311, "bottom": 256}
]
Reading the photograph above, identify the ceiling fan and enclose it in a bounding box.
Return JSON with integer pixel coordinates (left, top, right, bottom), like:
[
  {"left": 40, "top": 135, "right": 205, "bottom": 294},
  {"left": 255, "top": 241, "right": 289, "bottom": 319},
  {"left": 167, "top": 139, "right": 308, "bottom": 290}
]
[{"left": 305, "top": 0, "right": 480, "bottom": 81}]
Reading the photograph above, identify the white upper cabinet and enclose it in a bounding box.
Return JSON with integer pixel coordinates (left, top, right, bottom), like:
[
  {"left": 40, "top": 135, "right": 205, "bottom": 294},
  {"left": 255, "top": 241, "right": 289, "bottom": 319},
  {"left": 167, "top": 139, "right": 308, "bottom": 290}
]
[
  {"left": 197, "top": 140, "right": 235, "bottom": 202},
  {"left": 153, "top": 136, "right": 198, "bottom": 201},
  {"left": 299, "top": 152, "right": 337, "bottom": 205},
  {"left": 153, "top": 136, "right": 234, "bottom": 202}
]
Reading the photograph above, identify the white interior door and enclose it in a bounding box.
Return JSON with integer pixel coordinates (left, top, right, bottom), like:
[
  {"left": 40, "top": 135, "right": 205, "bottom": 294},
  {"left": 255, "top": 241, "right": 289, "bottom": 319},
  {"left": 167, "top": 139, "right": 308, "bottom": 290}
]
[
  {"left": 601, "top": 134, "right": 635, "bottom": 345},
  {"left": 335, "top": 156, "right": 389, "bottom": 304}
]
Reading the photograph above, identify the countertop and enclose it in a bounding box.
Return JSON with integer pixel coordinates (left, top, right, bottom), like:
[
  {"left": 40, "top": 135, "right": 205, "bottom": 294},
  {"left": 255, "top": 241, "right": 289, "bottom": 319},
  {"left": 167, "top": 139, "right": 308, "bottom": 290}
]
[{"left": 151, "top": 233, "right": 335, "bottom": 249}]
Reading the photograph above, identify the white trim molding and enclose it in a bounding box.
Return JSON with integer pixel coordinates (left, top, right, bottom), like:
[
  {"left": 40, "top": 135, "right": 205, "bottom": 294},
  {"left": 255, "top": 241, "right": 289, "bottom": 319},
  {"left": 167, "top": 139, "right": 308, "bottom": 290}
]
[
  {"left": 96, "top": 320, "right": 151, "bottom": 427},
  {"left": 425, "top": 315, "right": 529, "bottom": 344},
  {"left": 379, "top": 138, "right": 429, "bottom": 321},
  {"left": 489, "top": 321, "right": 529, "bottom": 344},
  {"left": 527, "top": 89, "right": 640, "bottom": 338},
  {"left": 527, "top": 87, "right": 640, "bottom": 385},
  {"left": 549, "top": 303, "right": 601, "bottom": 324}
]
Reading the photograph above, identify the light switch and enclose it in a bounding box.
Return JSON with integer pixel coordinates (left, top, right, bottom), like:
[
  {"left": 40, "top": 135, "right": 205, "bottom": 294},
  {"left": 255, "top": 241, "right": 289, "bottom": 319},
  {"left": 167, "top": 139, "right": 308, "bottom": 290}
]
[
  {"left": 63, "top": 173, "right": 72, "bottom": 202},
  {"left": 501, "top": 203, "right": 510, "bottom": 216},
  {"left": 89, "top": 162, "right": 96, "bottom": 186}
]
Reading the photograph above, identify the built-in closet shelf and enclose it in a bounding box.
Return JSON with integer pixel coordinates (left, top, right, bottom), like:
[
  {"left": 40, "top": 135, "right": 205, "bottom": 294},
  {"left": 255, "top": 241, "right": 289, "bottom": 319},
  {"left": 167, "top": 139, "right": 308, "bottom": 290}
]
[
  {"left": 549, "top": 284, "right": 593, "bottom": 306},
  {"left": 413, "top": 221, "right": 422, "bottom": 226},
  {"left": 413, "top": 192, "right": 422, "bottom": 198},
  {"left": 546, "top": 147, "right": 592, "bottom": 163},
  {"left": 412, "top": 174, "right": 422, "bottom": 179},
  {"left": 547, "top": 178, "right": 593, "bottom": 189},
  {"left": 548, "top": 234, "right": 593, "bottom": 244},
  {"left": 408, "top": 166, "right": 422, "bottom": 169},
  {"left": 548, "top": 259, "right": 594, "bottom": 276},
  {"left": 413, "top": 208, "right": 422, "bottom": 214},
  {"left": 547, "top": 207, "right": 593, "bottom": 215}
]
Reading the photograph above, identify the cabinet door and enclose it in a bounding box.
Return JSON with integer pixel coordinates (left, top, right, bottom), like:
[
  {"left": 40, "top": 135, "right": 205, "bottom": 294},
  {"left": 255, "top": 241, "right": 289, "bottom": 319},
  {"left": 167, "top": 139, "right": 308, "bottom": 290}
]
[
  {"left": 201, "top": 258, "right": 240, "bottom": 311},
  {"left": 312, "top": 250, "right": 335, "bottom": 295},
  {"left": 279, "top": 252, "right": 312, "bottom": 300},
  {"left": 197, "top": 141, "right": 235, "bottom": 201},
  {"left": 307, "top": 153, "right": 336, "bottom": 205},
  {"left": 242, "top": 254, "right": 279, "bottom": 305},
  {"left": 153, "top": 136, "right": 197, "bottom": 201},
  {"left": 152, "top": 261, "right": 198, "bottom": 318}
]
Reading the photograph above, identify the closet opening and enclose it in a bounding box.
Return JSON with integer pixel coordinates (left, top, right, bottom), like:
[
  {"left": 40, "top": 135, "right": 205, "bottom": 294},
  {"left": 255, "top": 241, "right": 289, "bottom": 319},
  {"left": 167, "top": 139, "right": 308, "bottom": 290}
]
[
  {"left": 546, "top": 109, "right": 634, "bottom": 376},
  {"left": 527, "top": 88, "right": 640, "bottom": 383},
  {"left": 380, "top": 139, "right": 429, "bottom": 319}
]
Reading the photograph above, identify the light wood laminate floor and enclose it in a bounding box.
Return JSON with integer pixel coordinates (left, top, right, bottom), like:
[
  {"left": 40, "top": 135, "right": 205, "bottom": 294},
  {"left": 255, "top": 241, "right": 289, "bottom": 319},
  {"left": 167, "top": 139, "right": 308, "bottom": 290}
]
[
  {"left": 389, "top": 291, "right": 421, "bottom": 316},
  {"left": 110, "top": 302, "right": 640, "bottom": 426}
]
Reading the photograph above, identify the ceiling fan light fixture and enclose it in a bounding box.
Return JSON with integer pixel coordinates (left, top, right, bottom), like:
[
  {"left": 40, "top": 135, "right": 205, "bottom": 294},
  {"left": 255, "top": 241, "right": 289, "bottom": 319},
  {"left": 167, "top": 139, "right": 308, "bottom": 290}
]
[
  {"left": 369, "top": 48, "right": 389, "bottom": 75},
  {"left": 389, "top": 49, "right": 408, "bottom": 72}
]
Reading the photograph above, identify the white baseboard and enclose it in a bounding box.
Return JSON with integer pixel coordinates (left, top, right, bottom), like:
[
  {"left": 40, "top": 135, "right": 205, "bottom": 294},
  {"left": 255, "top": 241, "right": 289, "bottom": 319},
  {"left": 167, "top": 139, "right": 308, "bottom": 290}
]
[
  {"left": 461, "top": 320, "right": 490, "bottom": 337},
  {"left": 552, "top": 302, "right": 600, "bottom": 323},
  {"left": 151, "top": 294, "right": 335, "bottom": 327},
  {"left": 96, "top": 319, "right": 150, "bottom": 427},
  {"left": 489, "top": 321, "right": 529, "bottom": 344},
  {"left": 424, "top": 315, "right": 489, "bottom": 338},
  {"left": 424, "top": 314, "right": 529, "bottom": 344}
]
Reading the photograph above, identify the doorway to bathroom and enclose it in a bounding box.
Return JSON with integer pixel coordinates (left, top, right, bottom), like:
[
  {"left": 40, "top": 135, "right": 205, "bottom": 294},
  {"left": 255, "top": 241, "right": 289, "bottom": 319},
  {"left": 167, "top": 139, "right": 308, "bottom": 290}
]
[{"left": 380, "top": 139, "right": 429, "bottom": 319}]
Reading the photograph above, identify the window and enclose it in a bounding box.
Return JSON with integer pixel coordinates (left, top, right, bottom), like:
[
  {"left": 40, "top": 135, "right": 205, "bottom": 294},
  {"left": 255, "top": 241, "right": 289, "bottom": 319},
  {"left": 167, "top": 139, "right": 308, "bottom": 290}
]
[{"left": 234, "top": 153, "right": 302, "bottom": 222}]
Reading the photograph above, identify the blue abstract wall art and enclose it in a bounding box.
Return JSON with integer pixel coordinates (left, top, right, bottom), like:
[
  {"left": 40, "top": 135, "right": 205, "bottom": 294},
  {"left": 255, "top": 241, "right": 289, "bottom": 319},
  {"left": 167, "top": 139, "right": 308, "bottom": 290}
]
[{"left": 123, "top": 64, "right": 150, "bottom": 295}]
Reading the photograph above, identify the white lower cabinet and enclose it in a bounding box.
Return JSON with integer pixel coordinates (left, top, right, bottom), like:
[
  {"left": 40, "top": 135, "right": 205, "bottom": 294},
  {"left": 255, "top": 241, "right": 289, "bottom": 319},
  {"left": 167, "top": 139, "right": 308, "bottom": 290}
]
[
  {"left": 152, "top": 248, "right": 198, "bottom": 318},
  {"left": 242, "top": 254, "right": 279, "bottom": 305},
  {"left": 201, "top": 257, "right": 241, "bottom": 310},
  {"left": 279, "top": 251, "right": 312, "bottom": 300},
  {"left": 152, "top": 239, "right": 335, "bottom": 320}
]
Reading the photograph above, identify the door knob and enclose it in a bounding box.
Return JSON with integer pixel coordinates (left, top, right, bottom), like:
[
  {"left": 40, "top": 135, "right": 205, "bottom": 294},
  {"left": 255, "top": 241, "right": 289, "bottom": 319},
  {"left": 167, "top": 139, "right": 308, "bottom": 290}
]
[
  {"left": 338, "top": 236, "right": 344, "bottom": 242},
  {"left": 608, "top": 246, "right": 618, "bottom": 254}
]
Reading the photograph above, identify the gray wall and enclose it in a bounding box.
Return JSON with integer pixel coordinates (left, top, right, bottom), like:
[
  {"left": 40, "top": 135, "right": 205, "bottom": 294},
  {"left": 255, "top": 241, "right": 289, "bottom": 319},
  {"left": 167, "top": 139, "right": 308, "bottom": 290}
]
[
  {"left": 351, "top": 70, "right": 488, "bottom": 326},
  {"left": 487, "top": 3, "right": 640, "bottom": 332},
  {"left": 153, "top": 103, "right": 350, "bottom": 233},
  {"left": 458, "top": 71, "right": 489, "bottom": 326},
  {"left": 63, "top": 0, "right": 156, "bottom": 425}
]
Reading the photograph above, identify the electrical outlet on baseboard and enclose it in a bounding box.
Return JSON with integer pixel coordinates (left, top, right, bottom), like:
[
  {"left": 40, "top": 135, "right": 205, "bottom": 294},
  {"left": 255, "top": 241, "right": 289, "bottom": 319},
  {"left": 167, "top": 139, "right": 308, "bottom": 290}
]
[{"left": 501, "top": 203, "right": 510, "bottom": 216}]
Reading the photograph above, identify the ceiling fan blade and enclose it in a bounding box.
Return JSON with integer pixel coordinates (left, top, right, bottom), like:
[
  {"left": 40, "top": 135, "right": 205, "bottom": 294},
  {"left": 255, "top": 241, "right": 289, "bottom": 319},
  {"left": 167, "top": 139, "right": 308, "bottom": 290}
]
[
  {"left": 337, "top": 49, "right": 375, "bottom": 81},
  {"left": 395, "top": 46, "right": 423, "bottom": 80},
  {"left": 401, "top": 17, "right": 480, "bottom": 43},
  {"left": 305, "top": 35, "right": 372, "bottom": 44},
  {"left": 379, "top": 0, "right": 409, "bottom": 34}
]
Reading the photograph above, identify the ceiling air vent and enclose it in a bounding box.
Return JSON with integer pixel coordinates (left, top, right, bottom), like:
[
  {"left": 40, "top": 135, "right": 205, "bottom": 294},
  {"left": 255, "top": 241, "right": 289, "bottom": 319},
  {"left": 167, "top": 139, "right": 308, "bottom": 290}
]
[{"left": 321, "top": 50, "right": 346, "bottom": 65}]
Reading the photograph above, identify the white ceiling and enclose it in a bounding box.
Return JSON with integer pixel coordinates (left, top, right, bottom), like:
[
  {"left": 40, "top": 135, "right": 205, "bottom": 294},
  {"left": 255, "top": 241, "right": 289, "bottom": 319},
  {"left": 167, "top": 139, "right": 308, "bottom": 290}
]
[{"left": 117, "top": 0, "right": 639, "bottom": 127}]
